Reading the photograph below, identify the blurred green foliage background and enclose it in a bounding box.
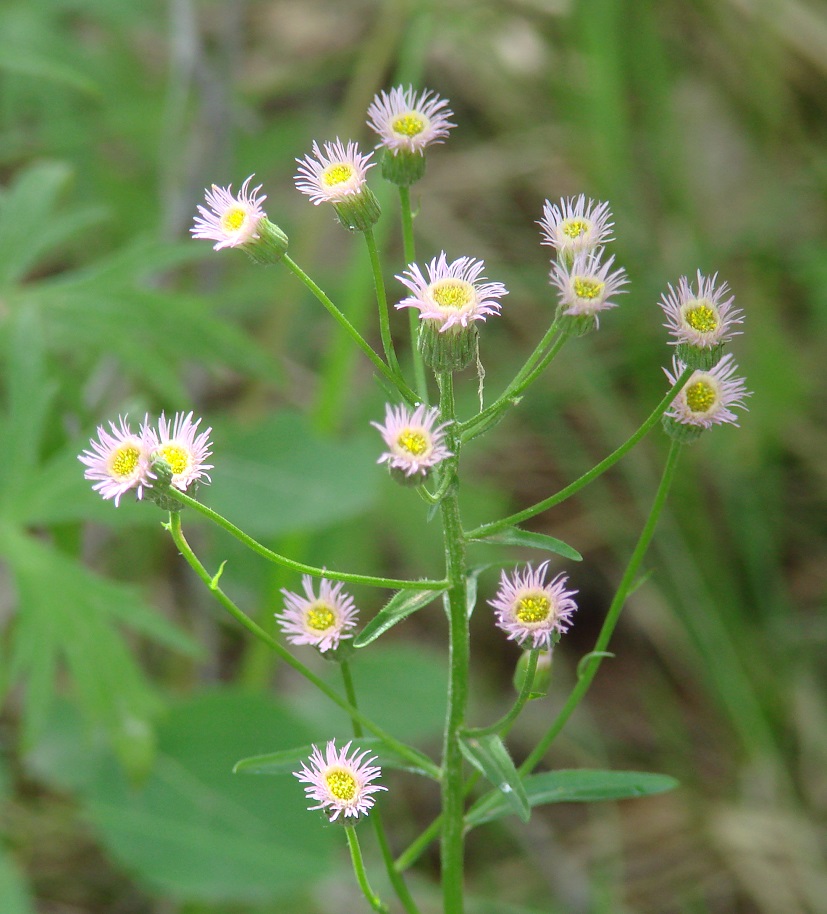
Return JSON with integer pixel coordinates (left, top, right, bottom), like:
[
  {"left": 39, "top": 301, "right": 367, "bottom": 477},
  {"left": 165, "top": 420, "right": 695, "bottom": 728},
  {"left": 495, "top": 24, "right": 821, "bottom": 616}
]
[{"left": 1, "top": 0, "right": 825, "bottom": 911}]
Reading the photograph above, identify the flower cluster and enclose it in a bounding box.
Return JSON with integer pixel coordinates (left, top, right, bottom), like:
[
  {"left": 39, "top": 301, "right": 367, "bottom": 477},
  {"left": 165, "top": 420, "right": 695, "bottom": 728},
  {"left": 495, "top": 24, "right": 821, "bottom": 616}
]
[
  {"left": 294, "top": 740, "right": 386, "bottom": 823},
  {"left": 79, "top": 412, "right": 212, "bottom": 506},
  {"left": 276, "top": 576, "right": 359, "bottom": 654}
]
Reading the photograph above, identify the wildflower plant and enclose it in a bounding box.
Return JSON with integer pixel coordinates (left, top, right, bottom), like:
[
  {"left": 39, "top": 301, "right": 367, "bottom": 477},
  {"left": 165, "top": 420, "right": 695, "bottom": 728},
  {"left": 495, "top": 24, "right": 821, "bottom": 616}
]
[{"left": 81, "top": 84, "right": 751, "bottom": 913}]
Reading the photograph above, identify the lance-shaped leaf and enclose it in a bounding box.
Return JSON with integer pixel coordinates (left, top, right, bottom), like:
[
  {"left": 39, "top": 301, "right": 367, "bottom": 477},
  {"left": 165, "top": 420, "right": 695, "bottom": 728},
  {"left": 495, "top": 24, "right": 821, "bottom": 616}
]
[
  {"left": 470, "top": 526, "right": 582, "bottom": 561},
  {"left": 354, "top": 588, "right": 444, "bottom": 647},
  {"left": 459, "top": 734, "right": 530, "bottom": 823},
  {"left": 466, "top": 769, "right": 679, "bottom": 828},
  {"left": 234, "top": 737, "right": 437, "bottom": 779}
]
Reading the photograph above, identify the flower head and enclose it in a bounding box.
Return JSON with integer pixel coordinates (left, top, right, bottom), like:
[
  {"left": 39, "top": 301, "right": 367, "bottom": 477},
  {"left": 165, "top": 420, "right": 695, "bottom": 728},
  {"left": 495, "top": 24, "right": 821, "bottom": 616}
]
[
  {"left": 276, "top": 576, "right": 359, "bottom": 653},
  {"left": 396, "top": 253, "right": 508, "bottom": 333},
  {"left": 294, "top": 739, "right": 387, "bottom": 822},
  {"left": 664, "top": 353, "right": 751, "bottom": 430},
  {"left": 488, "top": 561, "right": 578, "bottom": 651},
  {"left": 549, "top": 248, "right": 628, "bottom": 325},
  {"left": 367, "top": 85, "right": 455, "bottom": 155},
  {"left": 659, "top": 270, "right": 743, "bottom": 350},
  {"left": 294, "top": 139, "right": 375, "bottom": 205},
  {"left": 372, "top": 403, "right": 453, "bottom": 479},
  {"left": 190, "top": 176, "right": 267, "bottom": 250},
  {"left": 147, "top": 411, "right": 213, "bottom": 492},
  {"left": 79, "top": 416, "right": 153, "bottom": 506},
  {"left": 539, "top": 195, "right": 614, "bottom": 259}
]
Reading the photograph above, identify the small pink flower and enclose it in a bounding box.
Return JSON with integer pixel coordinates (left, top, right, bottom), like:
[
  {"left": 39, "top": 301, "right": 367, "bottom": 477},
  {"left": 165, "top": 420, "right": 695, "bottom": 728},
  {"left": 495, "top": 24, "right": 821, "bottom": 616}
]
[
  {"left": 539, "top": 195, "right": 614, "bottom": 258},
  {"left": 147, "top": 411, "right": 213, "bottom": 492},
  {"left": 372, "top": 403, "right": 453, "bottom": 478},
  {"left": 488, "top": 561, "right": 578, "bottom": 651},
  {"left": 367, "top": 85, "right": 455, "bottom": 155},
  {"left": 294, "top": 139, "right": 375, "bottom": 205},
  {"left": 396, "top": 253, "right": 508, "bottom": 332},
  {"left": 190, "top": 176, "right": 267, "bottom": 250},
  {"left": 294, "top": 739, "right": 387, "bottom": 822},
  {"left": 659, "top": 271, "right": 743, "bottom": 349},
  {"left": 276, "top": 576, "right": 359, "bottom": 653},
  {"left": 549, "top": 248, "right": 628, "bottom": 324},
  {"left": 79, "top": 416, "right": 153, "bottom": 507},
  {"left": 664, "top": 354, "right": 751, "bottom": 428}
]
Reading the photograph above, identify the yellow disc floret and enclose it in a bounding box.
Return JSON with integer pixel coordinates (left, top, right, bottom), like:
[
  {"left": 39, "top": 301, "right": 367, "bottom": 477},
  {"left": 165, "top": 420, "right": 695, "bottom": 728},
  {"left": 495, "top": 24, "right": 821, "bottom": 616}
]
[
  {"left": 684, "top": 302, "right": 718, "bottom": 333},
  {"left": 685, "top": 379, "right": 717, "bottom": 413},
  {"left": 392, "top": 113, "right": 426, "bottom": 137},
  {"left": 573, "top": 277, "right": 605, "bottom": 300},
  {"left": 398, "top": 429, "right": 429, "bottom": 456},
  {"left": 431, "top": 279, "right": 473, "bottom": 310},
  {"left": 516, "top": 593, "right": 551, "bottom": 624},
  {"left": 110, "top": 445, "right": 141, "bottom": 479},
  {"left": 562, "top": 218, "right": 589, "bottom": 239},
  {"left": 221, "top": 207, "right": 247, "bottom": 232},
  {"left": 322, "top": 164, "right": 355, "bottom": 187},
  {"left": 306, "top": 604, "right": 336, "bottom": 632},
  {"left": 325, "top": 767, "right": 357, "bottom": 801},
  {"left": 158, "top": 444, "right": 191, "bottom": 476}
]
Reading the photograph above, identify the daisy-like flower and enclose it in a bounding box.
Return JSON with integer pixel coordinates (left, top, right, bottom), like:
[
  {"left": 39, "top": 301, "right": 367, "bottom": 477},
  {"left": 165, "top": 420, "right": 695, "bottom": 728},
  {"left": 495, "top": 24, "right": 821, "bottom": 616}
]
[
  {"left": 372, "top": 403, "right": 453, "bottom": 481},
  {"left": 663, "top": 353, "right": 751, "bottom": 432},
  {"left": 396, "top": 253, "right": 508, "bottom": 332},
  {"left": 294, "top": 739, "right": 387, "bottom": 823},
  {"left": 276, "top": 576, "right": 359, "bottom": 653},
  {"left": 147, "top": 411, "right": 213, "bottom": 492},
  {"left": 549, "top": 247, "right": 628, "bottom": 328},
  {"left": 367, "top": 85, "right": 455, "bottom": 155},
  {"left": 539, "top": 195, "right": 614, "bottom": 261},
  {"left": 488, "top": 561, "right": 578, "bottom": 651},
  {"left": 659, "top": 271, "right": 743, "bottom": 368},
  {"left": 79, "top": 416, "right": 153, "bottom": 507},
  {"left": 190, "top": 176, "right": 267, "bottom": 250}
]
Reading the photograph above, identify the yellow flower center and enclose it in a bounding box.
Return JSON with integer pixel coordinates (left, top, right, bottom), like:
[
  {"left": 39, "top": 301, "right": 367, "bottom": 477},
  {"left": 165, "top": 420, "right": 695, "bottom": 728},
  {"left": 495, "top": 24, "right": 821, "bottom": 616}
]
[
  {"left": 322, "top": 163, "right": 355, "bottom": 187},
  {"left": 685, "top": 379, "right": 717, "bottom": 413},
  {"left": 221, "top": 207, "right": 247, "bottom": 232},
  {"left": 431, "top": 279, "right": 473, "bottom": 310},
  {"left": 562, "top": 218, "right": 588, "bottom": 239},
  {"left": 157, "top": 444, "right": 191, "bottom": 476},
  {"left": 398, "top": 429, "right": 428, "bottom": 456},
  {"left": 306, "top": 604, "right": 336, "bottom": 632},
  {"left": 516, "top": 593, "right": 551, "bottom": 624},
  {"left": 684, "top": 302, "right": 718, "bottom": 333},
  {"left": 572, "top": 277, "right": 605, "bottom": 300},
  {"left": 326, "top": 767, "right": 357, "bottom": 801},
  {"left": 391, "top": 113, "right": 426, "bottom": 137},
  {"left": 110, "top": 445, "right": 141, "bottom": 479}
]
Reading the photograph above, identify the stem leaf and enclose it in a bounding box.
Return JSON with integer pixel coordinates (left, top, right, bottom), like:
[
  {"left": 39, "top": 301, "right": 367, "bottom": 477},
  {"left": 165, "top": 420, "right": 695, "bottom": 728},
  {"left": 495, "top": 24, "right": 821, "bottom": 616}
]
[
  {"left": 470, "top": 527, "right": 582, "bottom": 561},
  {"left": 354, "top": 589, "right": 444, "bottom": 647},
  {"left": 233, "top": 737, "right": 437, "bottom": 779},
  {"left": 459, "top": 734, "right": 530, "bottom": 823},
  {"left": 466, "top": 769, "right": 679, "bottom": 828}
]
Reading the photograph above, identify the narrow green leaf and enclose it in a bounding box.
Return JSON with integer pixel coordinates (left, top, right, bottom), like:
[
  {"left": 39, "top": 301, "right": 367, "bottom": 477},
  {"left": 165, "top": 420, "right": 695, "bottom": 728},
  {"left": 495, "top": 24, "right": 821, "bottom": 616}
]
[
  {"left": 466, "top": 769, "right": 679, "bottom": 828},
  {"left": 354, "top": 588, "right": 443, "bottom": 647},
  {"left": 471, "top": 527, "right": 582, "bottom": 561},
  {"left": 459, "top": 734, "right": 530, "bottom": 823},
  {"left": 234, "top": 737, "right": 436, "bottom": 779}
]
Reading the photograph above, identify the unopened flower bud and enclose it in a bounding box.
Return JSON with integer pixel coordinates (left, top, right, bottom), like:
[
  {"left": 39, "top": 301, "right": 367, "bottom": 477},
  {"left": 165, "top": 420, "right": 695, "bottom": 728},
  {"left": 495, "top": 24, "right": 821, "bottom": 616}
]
[{"left": 513, "top": 649, "right": 553, "bottom": 699}]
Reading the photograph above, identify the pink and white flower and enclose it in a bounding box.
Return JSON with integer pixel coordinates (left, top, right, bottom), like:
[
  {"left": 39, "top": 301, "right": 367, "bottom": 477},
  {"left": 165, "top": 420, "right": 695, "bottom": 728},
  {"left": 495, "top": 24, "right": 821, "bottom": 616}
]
[
  {"left": 294, "top": 739, "right": 387, "bottom": 822},
  {"left": 294, "top": 139, "right": 375, "bottom": 205},
  {"left": 549, "top": 248, "right": 628, "bottom": 323},
  {"left": 276, "top": 576, "right": 359, "bottom": 653},
  {"left": 372, "top": 403, "right": 453, "bottom": 478},
  {"left": 659, "top": 271, "right": 743, "bottom": 349},
  {"left": 488, "top": 561, "right": 578, "bottom": 651},
  {"left": 395, "top": 253, "right": 508, "bottom": 332},
  {"left": 539, "top": 195, "right": 614, "bottom": 259},
  {"left": 664, "top": 354, "right": 751, "bottom": 429},
  {"left": 367, "top": 85, "right": 455, "bottom": 155},
  {"left": 147, "top": 411, "right": 213, "bottom": 492},
  {"left": 190, "top": 175, "right": 267, "bottom": 250},
  {"left": 79, "top": 416, "right": 153, "bottom": 506}
]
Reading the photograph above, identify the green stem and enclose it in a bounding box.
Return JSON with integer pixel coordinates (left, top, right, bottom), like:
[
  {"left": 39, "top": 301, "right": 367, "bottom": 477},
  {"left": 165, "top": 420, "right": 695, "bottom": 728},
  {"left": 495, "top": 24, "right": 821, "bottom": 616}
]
[
  {"left": 463, "top": 649, "right": 540, "bottom": 739},
  {"left": 346, "top": 827, "right": 390, "bottom": 914},
  {"left": 398, "top": 185, "right": 429, "bottom": 404},
  {"left": 460, "top": 327, "right": 566, "bottom": 442},
  {"left": 465, "top": 367, "right": 693, "bottom": 539},
  {"left": 166, "top": 512, "right": 440, "bottom": 779},
  {"left": 283, "top": 253, "right": 417, "bottom": 404},
  {"left": 437, "top": 371, "right": 469, "bottom": 914},
  {"left": 341, "top": 664, "right": 422, "bottom": 914},
  {"left": 364, "top": 227, "right": 402, "bottom": 377},
  {"left": 168, "top": 487, "right": 447, "bottom": 591}
]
